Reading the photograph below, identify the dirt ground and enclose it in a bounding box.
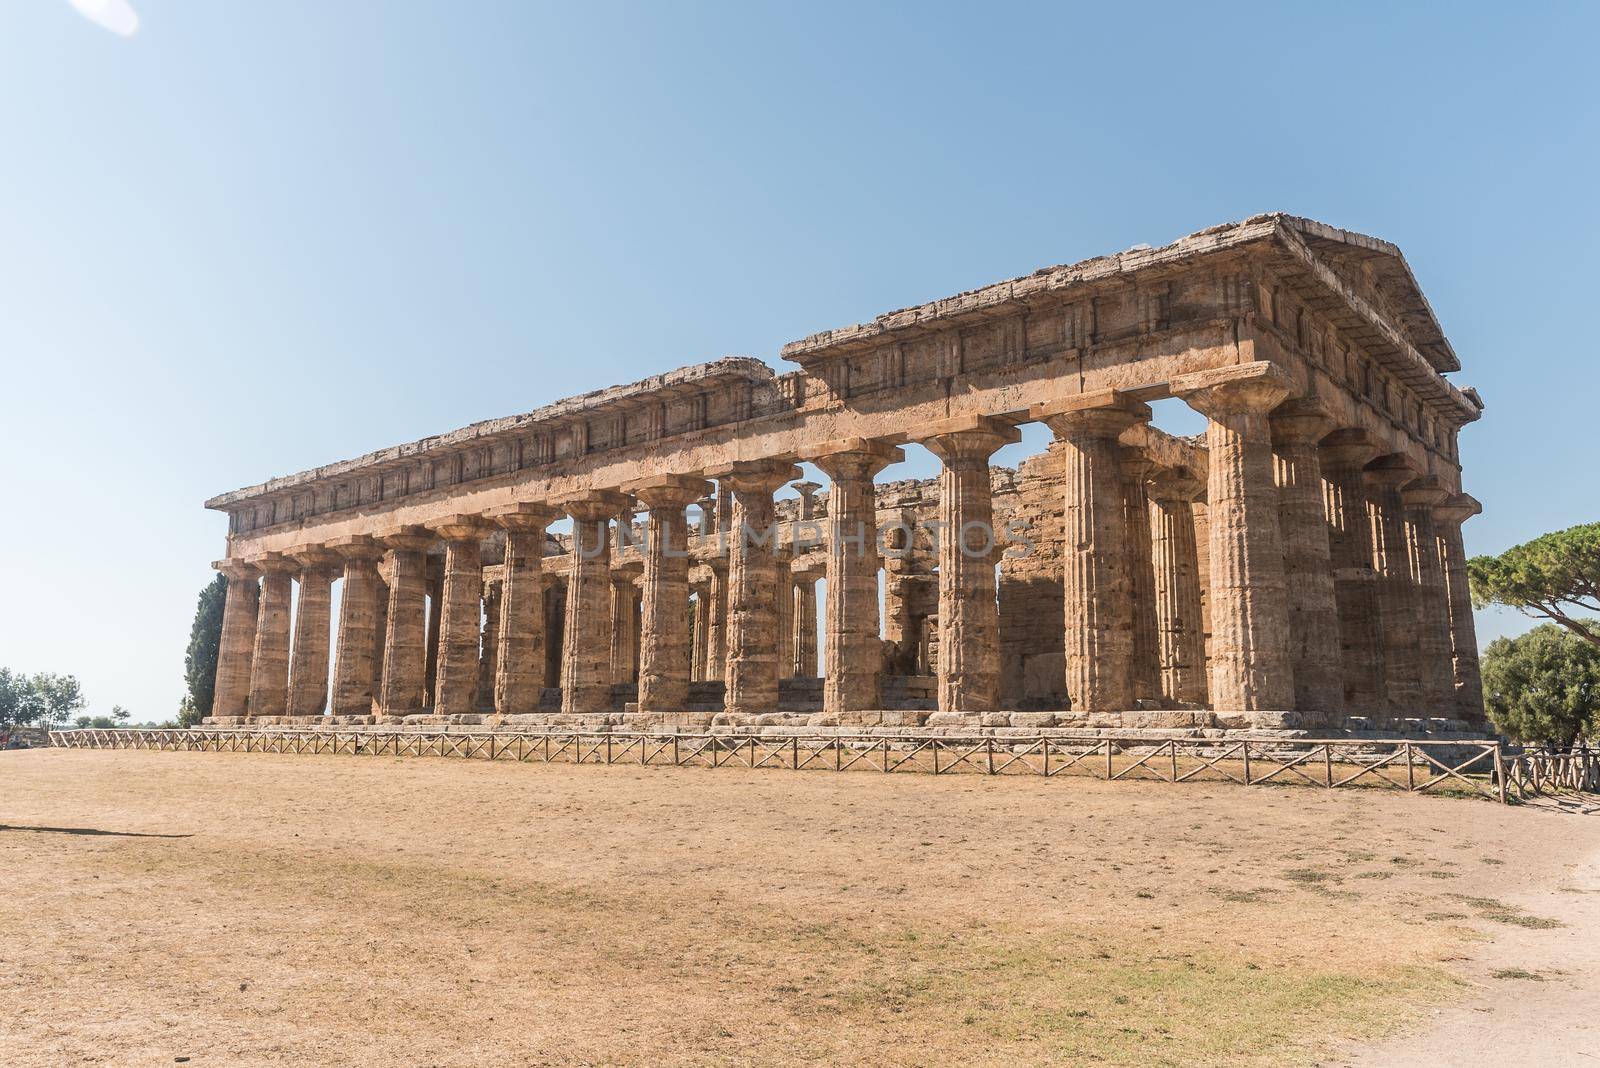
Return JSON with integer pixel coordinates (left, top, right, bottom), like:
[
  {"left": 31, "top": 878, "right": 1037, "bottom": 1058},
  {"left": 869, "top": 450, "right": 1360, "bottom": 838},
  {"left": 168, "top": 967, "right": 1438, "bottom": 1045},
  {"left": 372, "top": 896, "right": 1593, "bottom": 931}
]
[{"left": 1, "top": 749, "right": 1596, "bottom": 1067}]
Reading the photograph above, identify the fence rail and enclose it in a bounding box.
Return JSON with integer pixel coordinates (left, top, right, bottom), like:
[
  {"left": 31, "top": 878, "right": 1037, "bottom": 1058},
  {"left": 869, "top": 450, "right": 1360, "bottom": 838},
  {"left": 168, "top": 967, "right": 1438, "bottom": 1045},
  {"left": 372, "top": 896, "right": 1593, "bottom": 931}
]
[{"left": 43, "top": 728, "right": 1597, "bottom": 804}]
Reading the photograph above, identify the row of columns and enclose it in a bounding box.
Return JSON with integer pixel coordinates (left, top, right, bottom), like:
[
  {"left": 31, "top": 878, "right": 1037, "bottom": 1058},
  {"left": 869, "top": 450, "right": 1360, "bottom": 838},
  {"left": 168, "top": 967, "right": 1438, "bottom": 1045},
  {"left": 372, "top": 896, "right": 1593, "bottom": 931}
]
[{"left": 212, "top": 363, "right": 1480, "bottom": 723}]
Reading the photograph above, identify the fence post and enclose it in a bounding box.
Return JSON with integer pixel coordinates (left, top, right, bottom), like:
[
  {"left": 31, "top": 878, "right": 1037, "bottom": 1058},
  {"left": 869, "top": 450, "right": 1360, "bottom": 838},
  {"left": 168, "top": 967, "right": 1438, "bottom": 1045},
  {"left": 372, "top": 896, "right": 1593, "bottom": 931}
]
[
  {"left": 1494, "top": 743, "right": 1507, "bottom": 804},
  {"left": 1242, "top": 743, "right": 1251, "bottom": 785},
  {"left": 1405, "top": 742, "right": 1416, "bottom": 791}
]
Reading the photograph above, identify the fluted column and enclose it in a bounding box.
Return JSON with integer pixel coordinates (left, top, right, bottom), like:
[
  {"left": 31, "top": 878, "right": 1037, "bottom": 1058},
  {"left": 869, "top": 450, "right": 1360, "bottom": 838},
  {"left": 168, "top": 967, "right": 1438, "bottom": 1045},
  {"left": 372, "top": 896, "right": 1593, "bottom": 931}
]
[
  {"left": 211, "top": 560, "right": 260, "bottom": 720},
  {"left": 793, "top": 570, "right": 819, "bottom": 677},
  {"left": 1119, "top": 448, "right": 1161, "bottom": 705},
  {"left": 633, "top": 477, "right": 707, "bottom": 712},
  {"left": 690, "top": 581, "right": 709, "bottom": 681},
  {"left": 286, "top": 548, "right": 338, "bottom": 718},
  {"left": 329, "top": 536, "right": 384, "bottom": 717},
  {"left": 1366, "top": 456, "right": 1423, "bottom": 714},
  {"left": 1435, "top": 494, "right": 1485, "bottom": 722},
  {"left": 705, "top": 560, "right": 728, "bottom": 685},
  {"left": 814, "top": 443, "right": 900, "bottom": 714},
  {"left": 378, "top": 529, "right": 434, "bottom": 718},
  {"left": 422, "top": 562, "right": 443, "bottom": 709},
  {"left": 1172, "top": 363, "right": 1295, "bottom": 714},
  {"left": 245, "top": 554, "right": 297, "bottom": 719},
  {"left": 923, "top": 417, "right": 1018, "bottom": 713},
  {"left": 478, "top": 579, "right": 501, "bottom": 709},
  {"left": 610, "top": 558, "right": 644, "bottom": 686},
  {"left": 1147, "top": 468, "right": 1208, "bottom": 707},
  {"left": 561, "top": 492, "right": 628, "bottom": 714},
  {"left": 1036, "top": 391, "right": 1150, "bottom": 712},
  {"left": 485, "top": 505, "right": 555, "bottom": 716},
  {"left": 1270, "top": 400, "right": 1343, "bottom": 720},
  {"left": 1402, "top": 477, "right": 1456, "bottom": 716},
  {"left": 721, "top": 460, "right": 800, "bottom": 715},
  {"left": 776, "top": 551, "right": 796, "bottom": 680},
  {"left": 425, "top": 517, "right": 490, "bottom": 718},
  {"left": 1320, "top": 430, "right": 1385, "bottom": 714}
]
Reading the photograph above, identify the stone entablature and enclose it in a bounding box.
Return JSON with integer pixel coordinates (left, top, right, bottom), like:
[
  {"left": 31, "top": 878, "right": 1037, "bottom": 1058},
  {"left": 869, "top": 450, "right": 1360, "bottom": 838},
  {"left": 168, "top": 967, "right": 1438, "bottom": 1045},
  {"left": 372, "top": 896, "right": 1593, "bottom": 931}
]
[
  {"left": 208, "top": 214, "right": 1478, "bottom": 554},
  {"left": 203, "top": 214, "right": 1487, "bottom": 732}
]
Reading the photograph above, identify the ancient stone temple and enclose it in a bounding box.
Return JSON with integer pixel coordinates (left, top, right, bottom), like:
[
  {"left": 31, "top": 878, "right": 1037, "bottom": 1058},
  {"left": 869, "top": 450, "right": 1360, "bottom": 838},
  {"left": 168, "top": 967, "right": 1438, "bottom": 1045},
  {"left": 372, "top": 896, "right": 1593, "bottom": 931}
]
[{"left": 203, "top": 214, "right": 1486, "bottom": 733}]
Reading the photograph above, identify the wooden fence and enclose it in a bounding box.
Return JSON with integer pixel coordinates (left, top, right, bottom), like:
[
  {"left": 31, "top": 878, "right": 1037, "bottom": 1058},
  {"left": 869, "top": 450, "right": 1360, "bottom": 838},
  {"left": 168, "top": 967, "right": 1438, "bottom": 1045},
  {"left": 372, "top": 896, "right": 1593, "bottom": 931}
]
[{"left": 43, "top": 727, "right": 1597, "bottom": 804}]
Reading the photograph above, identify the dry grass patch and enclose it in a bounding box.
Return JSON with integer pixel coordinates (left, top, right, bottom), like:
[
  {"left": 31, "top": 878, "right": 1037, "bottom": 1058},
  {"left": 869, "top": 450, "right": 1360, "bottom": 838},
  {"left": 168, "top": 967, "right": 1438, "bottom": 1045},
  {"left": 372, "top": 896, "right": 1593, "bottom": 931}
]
[{"left": 0, "top": 749, "right": 1584, "bottom": 1067}]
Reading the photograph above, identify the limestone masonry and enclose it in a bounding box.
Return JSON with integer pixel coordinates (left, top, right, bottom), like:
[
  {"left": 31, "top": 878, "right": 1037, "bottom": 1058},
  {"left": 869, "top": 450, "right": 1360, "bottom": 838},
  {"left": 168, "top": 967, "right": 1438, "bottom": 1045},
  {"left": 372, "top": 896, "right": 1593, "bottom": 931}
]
[{"left": 203, "top": 214, "right": 1486, "bottom": 733}]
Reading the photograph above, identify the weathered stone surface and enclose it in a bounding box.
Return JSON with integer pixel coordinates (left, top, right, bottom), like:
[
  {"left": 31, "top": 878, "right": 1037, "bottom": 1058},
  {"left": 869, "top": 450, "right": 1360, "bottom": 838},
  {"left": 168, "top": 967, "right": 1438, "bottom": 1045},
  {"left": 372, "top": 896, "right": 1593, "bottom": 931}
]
[
  {"left": 1172, "top": 363, "right": 1294, "bottom": 713},
  {"left": 204, "top": 216, "right": 1485, "bottom": 733},
  {"left": 1269, "top": 400, "right": 1342, "bottom": 721},
  {"left": 211, "top": 559, "right": 260, "bottom": 719},
  {"left": 632, "top": 477, "right": 707, "bottom": 713},
  {"left": 812, "top": 443, "right": 900, "bottom": 714},
  {"left": 1035, "top": 391, "right": 1150, "bottom": 712},
  {"left": 720, "top": 460, "right": 800, "bottom": 716},
  {"left": 286, "top": 548, "right": 339, "bottom": 717}
]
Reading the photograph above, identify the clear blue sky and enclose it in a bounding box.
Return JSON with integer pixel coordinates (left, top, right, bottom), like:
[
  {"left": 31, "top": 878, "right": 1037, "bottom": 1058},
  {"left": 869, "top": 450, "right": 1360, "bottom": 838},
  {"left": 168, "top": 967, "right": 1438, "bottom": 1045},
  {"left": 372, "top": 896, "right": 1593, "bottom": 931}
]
[{"left": 2, "top": 1, "right": 1595, "bottom": 720}]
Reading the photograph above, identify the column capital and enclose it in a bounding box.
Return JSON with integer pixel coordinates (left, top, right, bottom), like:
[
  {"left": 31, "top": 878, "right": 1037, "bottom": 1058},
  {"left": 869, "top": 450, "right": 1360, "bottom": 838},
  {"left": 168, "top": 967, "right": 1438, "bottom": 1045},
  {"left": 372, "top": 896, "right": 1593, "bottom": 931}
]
[
  {"left": 486, "top": 502, "right": 561, "bottom": 533},
  {"left": 559, "top": 489, "right": 632, "bottom": 522},
  {"left": 717, "top": 458, "right": 805, "bottom": 493},
  {"left": 1435, "top": 492, "right": 1482, "bottom": 526},
  {"left": 1147, "top": 465, "right": 1205, "bottom": 504},
  {"left": 425, "top": 514, "right": 493, "bottom": 542},
  {"left": 214, "top": 558, "right": 259, "bottom": 581},
  {"left": 917, "top": 415, "right": 1021, "bottom": 464},
  {"left": 1363, "top": 453, "right": 1420, "bottom": 487},
  {"left": 328, "top": 535, "right": 384, "bottom": 562},
  {"left": 1032, "top": 388, "right": 1151, "bottom": 438},
  {"left": 1269, "top": 397, "right": 1336, "bottom": 446},
  {"left": 1117, "top": 445, "right": 1155, "bottom": 483},
  {"left": 250, "top": 551, "right": 300, "bottom": 575},
  {"left": 1171, "top": 361, "right": 1294, "bottom": 416},
  {"left": 611, "top": 556, "right": 644, "bottom": 581},
  {"left": 1401, "top": 475, "right": 1450, "bottom": 509},
  {"left": 380, "top": 526, "right": 436, "bottom": 554},
  {"left": 1319, "top": 427, "right": 1383, "bottom": 466},
  {"left": 289, "top": 545, "right": 342, "bottom": 573},
  {"left": 792, "top": 481, "right": 822, "bottom": 518},
  {"left": 627, "top": 474, "right": 711, "bottom": 511}
]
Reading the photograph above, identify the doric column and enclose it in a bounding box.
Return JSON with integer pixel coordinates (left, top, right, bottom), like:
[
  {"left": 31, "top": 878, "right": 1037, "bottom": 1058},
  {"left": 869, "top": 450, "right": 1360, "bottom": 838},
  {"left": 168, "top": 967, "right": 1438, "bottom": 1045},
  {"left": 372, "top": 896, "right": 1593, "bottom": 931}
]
[
  {"left": 690, "top": 580, "right": 709, "bottom": 682},
  {"left": 610, "top": 557, "right": 644, "bottom": 686},
  {"left": 329, "top": 535, "right": 384, "bottom": 717},
  {"left": 922, "top": 417, "right": 1018, "bottom": 713},
  {"left": 1435, "top": 494, "right": 1486, "bottom": 722},
  {"left": 1172, "top": 363, "right": 1295, "bottom": 714},
  {"left": 705, "top": 560, "right": 728, "bottom": 685},
  {"left": 776, "top": 550, "right": 796, "bottom": 680},
  {"left": 1366, "top": 455, "right": 1424, "bottom": 713},
  {"left": 422, "top": 560, "right": 443, "bottom": 709},
  {"left": 485, "top": 504, "right": 555, "bottom": 716},
  {"left": 424, "top": 516, "right": 490, "bottom": 718},
  {"left": 1402, "top": 477, "right": 1457, "bottom": 716},
  {"left": 794, "top": 481, "right": 821, "bottom": 520},
  {"left": 1270, "top": 400, "right": 1343, "bottom": 720},
  {"left": 793, "top": 569, "right": 819, "bottom": 677},
  {"left": 1192, "top": 500, "right": 1212, "bottom": 665},
  {"left": 1119, "top": 448, "right": 1161, "bottom": 705},
  {"left": 1146, "top": 468, "right": 1208, "bottom": 707},
  {"left": 632, "top": 476, "right": 708, "bottom": 712},
  {"left": 813, "top": 443, "right": 901, "bottom": 714},
  {"left": 286, "top": 547, "right": 339, "bottom": 718},
  {"left": 696, "top": 493, "right": 717, "bottom": 538},
  {"left": 245, "top": 554, "right": 297, "bottom": 719},
  {"left": 1035, "top": 390, "right": 1151, "bottom": 712},
  {"left": 478, "top": 579, "right": 501, "bottom": 709},
  {"left": 720, "top": 460, "right": 800, "bottom": 716},
  {"left": 561, "top": 492, "right": 628, "bottom": 714},
  {"left": 1320, "top": 430, "right": 1386, "bottom": 713},
  {"left": 377, "top": 528, "right": 434, "bottom": 718},
  {"left": 210, "top": 559, "right": 260, "bottom": 720}
]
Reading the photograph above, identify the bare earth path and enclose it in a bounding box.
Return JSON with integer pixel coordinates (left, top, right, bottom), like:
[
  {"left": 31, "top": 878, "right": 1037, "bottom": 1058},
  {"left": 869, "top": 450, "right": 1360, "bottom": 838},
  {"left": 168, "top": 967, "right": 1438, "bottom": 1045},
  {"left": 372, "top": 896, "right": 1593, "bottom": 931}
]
[{"left": 1, "top": 749, "right": 1595, "bottom": 1067}]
